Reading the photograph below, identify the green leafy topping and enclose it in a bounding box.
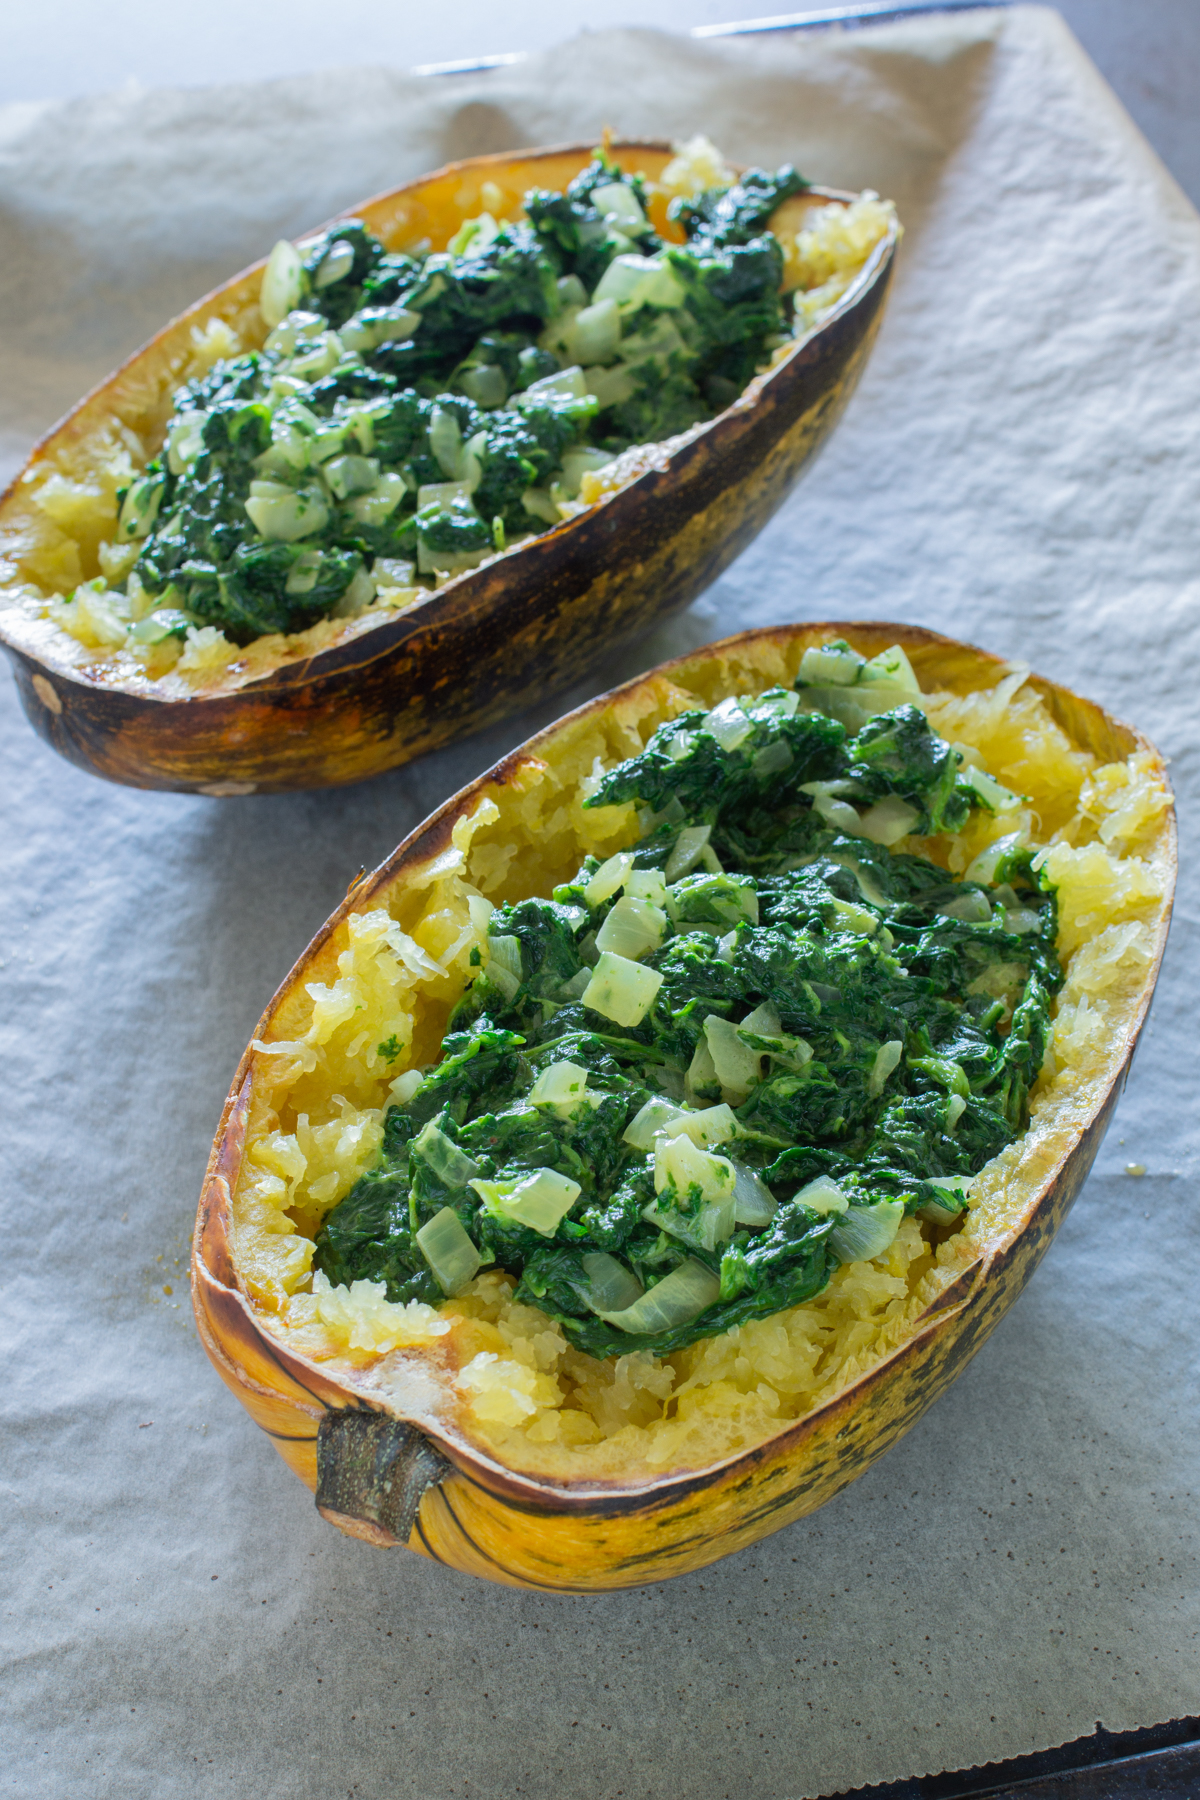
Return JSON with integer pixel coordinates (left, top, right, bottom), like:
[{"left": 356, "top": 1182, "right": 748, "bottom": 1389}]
[
  {"left": 115, "top": 151, "right": 813, "bottom": 645},
  {"left": 314, "top": 667, "right": 1059, "bottom": 1361}
]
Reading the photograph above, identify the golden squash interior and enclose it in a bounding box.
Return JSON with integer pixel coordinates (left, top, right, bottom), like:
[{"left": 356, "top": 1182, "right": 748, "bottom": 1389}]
[
  {"left": 205, "top": 623, "right": 1173, "bottom": 1491},
  {"left": 0, "top": 142, "right": 897, "bottom": 700}
]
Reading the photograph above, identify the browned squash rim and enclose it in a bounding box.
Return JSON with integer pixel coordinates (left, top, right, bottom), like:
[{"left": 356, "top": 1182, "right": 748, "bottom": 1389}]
[
  {"left": 192, "top": 620, "right": 1176, "bottom": 1522},
  {"left": 0, "top": 143, "right": 897, "bottom": 703}
]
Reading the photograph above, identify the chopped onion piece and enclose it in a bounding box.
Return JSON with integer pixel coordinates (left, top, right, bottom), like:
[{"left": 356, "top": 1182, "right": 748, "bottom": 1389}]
[
  {"left": 412, "top": 1119, "right": 481, "bottom": 1189},
  {"left": 805, "top": 785, "right": 865, "bottom": 836},
  {"left": 731, "top": 1161, "right": 777, "bottom": 1227},
  {"left": 937, "top": 889, "right": 992, "bottom": 924},
  {"left": 794, "top": 1176, "right": 849, "bottom": 1217},
  {"left": 622, "top": 1095, "right": 687, "bottom": 1150},
  {"left": 963, "top": 830, "right": 1025, "bottom": 885},
  {"left": 830, "top": 897, "right": 880, "bottom": 937},
  {"left": 589, "top": 180, "right": 650, "bottom": 232},
  {"left": 857, "top": 795, "right": 920, "bottom": 846},
  {"left": 797, "top": 641, "right": 864, "bottom": 687},
  {"left": 471, "top": 1167, "right": 581, "bottom": 1236},
  {"left": 860, "top": 643, "right": 920, "bottom": 695},
  {"left": 581, "top": 951, "right": 663, "bottom": 1027},
  {"left": 626, "top": 867, "right": 669, "bottom": 908},
  {"left": 868, "top": 1040, "right": 905, "bottom": 1097},
  {"left": 389, "top": 1068, "right": 424, "bottom": 1104},
  {"left": 654, "top": 1132, "right": 736, "bottom": 1215},
  {"left": 244, "top": 482, "right": 329, "bottom": 543},
  {"left": 416, "top": 1206, "right": 482, "bottom": 1296},
  {"left": 595, "top": 894, "right": 667, "bottom": 960},
  {"left": 685, "top": 1032, "right": 720, "bottom": 1102},
  {"left": 664, "top": 825, "right": 712, "bottom": 883},
  {"left": 704, "top": 697, "right": 754, "bottom": 753},
  {"left": 752, "top": 739, "right": 794, "bottom": 777},
  {"left": 703, "top": 1015, "right": 761, "bottom": 1098},
  {"left": 313, "top": 238, "right": 356, "bottom": 288},
  {"left": 529, "top": 1060, "right": 590, "bottom": 1112},
  {"left": 260, "top": 239, "right": 304, "bottom": 327},
  {"left": 598, "top": 1259, "right": 720, "bottom": 1334},
  {"left": 584, "top": 851, "right": 634, "bottom": 908},
  {"left": 829, "top": 1200, "right": 904, "bottom": 1263},
  {"left": 575, "top": 1251, "right": 644, "bottom": 1315}
]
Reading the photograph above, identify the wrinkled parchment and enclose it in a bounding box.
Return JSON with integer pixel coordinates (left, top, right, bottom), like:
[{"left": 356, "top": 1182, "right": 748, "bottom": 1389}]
[{"left": 1, "top": 9, "right": 1197, "bottom": 1796}]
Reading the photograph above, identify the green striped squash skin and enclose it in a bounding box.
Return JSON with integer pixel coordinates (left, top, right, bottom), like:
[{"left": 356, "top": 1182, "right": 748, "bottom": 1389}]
[
  {"left": 191, "top": 623, "right": 1175, "bottom": 1591},
  {"left": 0, "top": 144, "right": 896, "bottom": 794}
]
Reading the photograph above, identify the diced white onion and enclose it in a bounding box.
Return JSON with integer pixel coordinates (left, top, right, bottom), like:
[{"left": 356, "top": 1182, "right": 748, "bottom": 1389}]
[
  {"left": 589, "top": 180, "right": 650, "bottom": 232},
  {"left": 830, "top": 897, "right": 880, "bottom": 937},
  {"left": 244, "top": 483, "right": 329, "bottom": 542},
  {"left": 664, "top": 825, "right": 712, "bottom": 884},
  {"left": 703, "top": 1015, "right": 761, "bottom": 1098},
  {"left": 963, "top": 831, "right": 1026, "bottom": 886},
  {"left": 806, "top": 786, "right": 866, "bottom": 836},
  {"left": 313, "top": 238, "right": 356, "bottom": 289},
  {"left": 868, "top": 1040, "right": 905, "bottom": 1097},
  {"left": 570, "top": 298, "right": 622, "bottom": 365},
  {"left": 389, "top": 1068, "right": 424, "bottom": 1103},
  {"left": 705, "top": 697, "right": 754, "bottom": 753},
  {"left": 592, "top": 254, "right": 684, "bottom": 312},
  {"left": 860, "top": 643, "right": 921, "bottom": 697},
  {"left": 828, "top": 1199, "right": 904, "bottom": 1263},
  {"left": 323, "top": 454, "right": 379, "bottom": 500},
  {"left": 794, "top": 1175, "right": 849, "bottom": 1217},
  {"left": 577, "top": 1251, "right": 644, "bottom": 1314},
  {"left": 797, "top": 642, "right": 864, "bottom": 688},
  {"left": 349, "top": 473, "right": 407, "bottom": 527},
  {"left": 260, "top": 239, "right": 304, "bottom": 327},
  {"left": 166, "top": 410, "right": 208, "bottom": 476},
  {"left": 598, "top": 1259, "right": 720, "bottom": 1334},
  {"left": 529, "top": 1060, "right": 590, "bottom": 1112},
  {"left": 471, "top": 1167, "right": 581, "bottom": 1236},
  {"left": 581, "top": 951, "right": 663, "bottom": 1028},
  {"left": 416, "top": 1206, "right": 483, "bottom": 1296},
  {"left": 686, "top": 1033, "right": 720, "bottom": 1101},
  {"left": 752, "top": 739, "right": 793, "bottom": 777},
  {"left": 584, "top": 851, "right": 634, "bottom": 908},
  {"left": 595, "top": 894, "right": 667, "bottom": 961},
  {"left": 857, "top": 795, "right": 920, "bottom": 846},
  {"left": 523, "top": 364, "right": 588, "bottom": 400},
  {"left": 731, "top": 1161, "right": 777, "bottom": 1227},
  {"left": 738, "top": 1002, "right": 781, "bottom": 1038},
  {"left": 936, "top": 890, "right": 992, "bottom": 923},
  {"left": 626, "top": 867, "right": 669, "bottom": 909},
  {"left": 584, "top": 364, "right": 638, "bottom": 409},
  {"left": 622, "top": 1095, "right": 687, "bottom": 1150},
  {"left": 412, "top": 1119, "right": 481, "bottom": 1189},
  {"left": 653, "top": 1132, "right": 736, "bottom": 1216}
]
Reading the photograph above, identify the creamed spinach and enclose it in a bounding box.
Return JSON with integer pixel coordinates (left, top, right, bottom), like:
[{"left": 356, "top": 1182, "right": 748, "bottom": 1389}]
[
  {"left": 114, "top": 154, "right": 808, "bottom": 646},
  {"left": 314, "top": 642, "right": 1059, "bottom": 1359}
]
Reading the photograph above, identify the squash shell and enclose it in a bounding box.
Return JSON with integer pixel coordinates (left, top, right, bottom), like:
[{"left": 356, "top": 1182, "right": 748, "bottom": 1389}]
[
  {"left": 191, "top": 622, "right": 1176, "bottom": 1591},
  {"left": 0, "top": 144, "right": 897, "bottom": 795}
]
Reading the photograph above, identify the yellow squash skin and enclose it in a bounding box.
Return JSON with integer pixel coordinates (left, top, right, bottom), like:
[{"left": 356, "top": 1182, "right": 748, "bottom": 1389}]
[
  {"left": 0, "top": 145, "right": 896, "bottom": 795},
  {"left": 191, "top": 623, "right": 1175, "bottom": 1591}
]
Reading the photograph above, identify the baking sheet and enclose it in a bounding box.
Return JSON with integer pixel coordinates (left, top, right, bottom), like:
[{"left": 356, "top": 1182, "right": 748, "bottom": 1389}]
[{"left": 2, "top": 7, "right": 1198, "bottom": 1795}]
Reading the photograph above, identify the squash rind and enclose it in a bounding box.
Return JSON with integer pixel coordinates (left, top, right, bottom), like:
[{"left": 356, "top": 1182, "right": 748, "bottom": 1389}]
[{"left": 190, "top": 621, "right": 1175, "bottom": 1590}]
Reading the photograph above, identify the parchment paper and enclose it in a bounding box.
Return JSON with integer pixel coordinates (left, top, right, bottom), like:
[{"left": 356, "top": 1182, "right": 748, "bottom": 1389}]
[{"left": 2, "top": 9, "right": 1197, "bottom": 1796}]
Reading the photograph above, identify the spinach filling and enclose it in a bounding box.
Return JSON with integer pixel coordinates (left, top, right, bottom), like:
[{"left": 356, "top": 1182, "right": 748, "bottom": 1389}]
[
  {"left": 115, "top": 154, "right": 809, "bottom": 645},
  {"left": 313, "top": 644, "right": 1061, "bottom": 1361}
]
